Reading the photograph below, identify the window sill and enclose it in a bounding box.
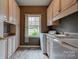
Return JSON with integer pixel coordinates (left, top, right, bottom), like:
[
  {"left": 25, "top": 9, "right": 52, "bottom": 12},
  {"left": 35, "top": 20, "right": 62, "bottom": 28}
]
[{"left": 28, "top": 36, "right": 40, "bottom": 38}]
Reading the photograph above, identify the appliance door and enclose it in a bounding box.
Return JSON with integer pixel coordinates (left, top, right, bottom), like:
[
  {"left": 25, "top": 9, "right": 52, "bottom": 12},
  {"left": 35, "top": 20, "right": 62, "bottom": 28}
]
[
  {"left": 50, "top": 38, "right": 77, "bottom": 59},
  {"left": 40, "top": 33, "right": 47, "bottom": 53}
]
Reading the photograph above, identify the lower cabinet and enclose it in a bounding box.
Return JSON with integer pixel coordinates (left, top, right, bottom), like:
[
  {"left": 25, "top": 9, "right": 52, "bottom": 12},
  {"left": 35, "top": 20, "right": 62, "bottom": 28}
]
[
  {"left": 46, "top": 35, "right": 77, "bottom": 59},
  {"left": 8, "top": 36, "right": 19, "bottom": 58},
  {"left": 0, "top": 39, "right": 8, "bottom": 59},
  {"left": 49, "top": 37, "right": 77, "bottom": 59},
  {"left": 8, "top": 37, "right": 13, "bottom": 58},
  {"left": 12, "top": 36, "right": 16, "bottom": 53},
  {"left": 47, "top": 36, "right": 50, "bottom": 57}
]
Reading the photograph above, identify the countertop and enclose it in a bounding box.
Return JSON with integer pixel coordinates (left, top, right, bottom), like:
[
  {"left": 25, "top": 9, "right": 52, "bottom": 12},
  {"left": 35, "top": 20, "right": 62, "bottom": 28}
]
[
  {"left": 46, "top": 33, "right": 78, "bottom": 48},
  {"left": 0, "top": 35, "right": 16, "bottom": 41}
]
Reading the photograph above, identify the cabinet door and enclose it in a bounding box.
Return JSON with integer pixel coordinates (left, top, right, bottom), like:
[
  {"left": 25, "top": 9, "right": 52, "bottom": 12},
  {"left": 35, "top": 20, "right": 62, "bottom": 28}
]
[
  {"left": 50, "top": 38, "right": 77, "bottom": 59},
  {"left": 0, "top": 0, "right": 9, "bottom": 22},
  {"left": 61, "top": 0, "right": 77, "bottom": 11},
  {"left": 9, "top": 0, "right": 16, "bottom": 24},
  {"left": 13, "top": 0, "right": 17, "bottom": 24},
  {"left": 15, "top": 3, "right": 20, "bottom": 49},
  {"left": 8, "top": 37, "right": 13, "bottom": 58},
  {"left": 47, "top": 1, "right": 53, "bottom": 26},
  {"left": 53, "top": 0, "right": 60, "bottom": 17},
  {"left": 12, "top": 36, "right": 16, "bottom": 53},
  {"left": 9, "top": 0, "right": 13, "bottom": 23},
  {"left": 47, "top": 36, "right": 50, "bottom": 56},
  {"left": 0, "top": 40, "right": 8, "bottom": 59}
]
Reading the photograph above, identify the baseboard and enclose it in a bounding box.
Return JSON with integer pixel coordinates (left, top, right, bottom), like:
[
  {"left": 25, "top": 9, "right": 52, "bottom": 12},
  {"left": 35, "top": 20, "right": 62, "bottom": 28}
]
[{"left": 19, "top": 45, "right": 40, "bottom": 48}]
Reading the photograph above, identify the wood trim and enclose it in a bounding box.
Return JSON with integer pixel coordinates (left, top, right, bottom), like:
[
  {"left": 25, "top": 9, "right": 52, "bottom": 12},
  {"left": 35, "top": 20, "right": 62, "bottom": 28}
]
[{"left": 20, "top": 6, "right": 47, "bottom": 45}]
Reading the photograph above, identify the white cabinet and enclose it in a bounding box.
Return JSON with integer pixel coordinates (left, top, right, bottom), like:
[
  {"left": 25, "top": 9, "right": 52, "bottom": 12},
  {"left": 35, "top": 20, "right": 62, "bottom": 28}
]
[
  {"left": 9, "top": 0, "right": 19, "bottom": 24},
  {"left": 0, "top": 39, "right": 8, "bottom": 59},
  {"left": 0, "top": 0, "right": 20, "bottom": 58},
  {"left": 8, "top": 37, "right": 12, "bottom": 58},
  {"left": 12, "top": 0, "right": 17, "bottom": 24},
  {"left": 8, "top": 36, "right": 19, "bottom": 58},
  {"left": 12, "top": 36, "right": 16, "bottom": 53},
  {"left": 9, "top": 0, "right": 13, "bottom": 23},
  {"left": 0, "top": 22, "right": 4, "bottom": 37},
  {"left": 15, "top": 2, "right": 20, "bottom": 49},
  {"left": 46, "top": 33, "right": 78, "bottom": 59},
  {"left": 16, "top": 3, "right": 20, "bottom": 25},
  {"left": 0, "top": 0, "right": 9, "bottom": 22},
  {"left": 9, "top": 0, "right": 15, "bottom": 24},
  {"left": 46, "top": 35, "right": 51, "bottom": 57},
  {"left": 49, "top": 37, "right": 77, "bottom": 59}
]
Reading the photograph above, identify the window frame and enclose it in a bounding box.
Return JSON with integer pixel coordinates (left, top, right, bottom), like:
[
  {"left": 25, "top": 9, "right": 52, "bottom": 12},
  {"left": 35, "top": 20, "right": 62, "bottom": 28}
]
[{"left": 25, "top": 14, "right": 41, "bottom": 38}]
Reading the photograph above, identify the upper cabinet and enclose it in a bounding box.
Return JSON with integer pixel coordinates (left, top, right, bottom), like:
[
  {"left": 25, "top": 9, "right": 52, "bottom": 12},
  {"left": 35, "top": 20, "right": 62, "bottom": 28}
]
[
  {"left": 47, "top": 2, "right": 53, "bottom": 26},
  {"left": 47, "top": 0, "right": 78, "bottom": 26},
  {"left": 16, "top": 4, "right": 20, "bottom": 25},
  {"left": 12, "top": 0, "right": 17, "bottom": 24},
  {"left": 47, "top": 0, "right": 61, "bottom": 26},
  {"left": 53, "top": 0, "right": 77, "bottom": 21},
  {"left": 52, "top": 0, "right": 60, "bottom": 17},
  {"left": 9, "top": 0, "right": 13, "bottom": 23},
  {"left": 47, "top": 0, "right": 60, "bottom": 26},
  {"left": 9, "top": 0, "right": 19, "bottom": 24},
  {"left": 61, "top": 0, "right": 77, "bottom": 11},
  {"left": 9, "top": 0, "right": 16, "bottom": 24},
  {"left": 0, "top": 0, "right": 9, "bottom": 22}
]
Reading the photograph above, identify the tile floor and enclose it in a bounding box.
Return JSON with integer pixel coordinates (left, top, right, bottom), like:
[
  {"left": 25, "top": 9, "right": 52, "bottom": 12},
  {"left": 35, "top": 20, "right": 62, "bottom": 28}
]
[{"left": 9, "top": 47, "right": 48, "bottom": 59}]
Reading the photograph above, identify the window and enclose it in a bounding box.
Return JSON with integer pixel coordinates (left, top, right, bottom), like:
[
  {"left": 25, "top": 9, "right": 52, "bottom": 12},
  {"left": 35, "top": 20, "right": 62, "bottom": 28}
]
[{"left": 25, "top": 15, "right": 41, "bottom": 37}]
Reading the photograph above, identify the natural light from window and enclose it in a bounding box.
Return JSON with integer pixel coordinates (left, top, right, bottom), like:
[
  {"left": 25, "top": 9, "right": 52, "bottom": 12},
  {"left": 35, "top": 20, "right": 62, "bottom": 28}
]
[{"left": 25, "top": 15, "right": 41, "bottom": 37}]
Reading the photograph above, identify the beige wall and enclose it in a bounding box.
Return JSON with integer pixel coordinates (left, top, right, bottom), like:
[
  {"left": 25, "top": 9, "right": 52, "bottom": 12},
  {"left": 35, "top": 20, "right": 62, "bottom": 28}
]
[{"left": 20, "top": 6, "right": 47, "bottom": 45}]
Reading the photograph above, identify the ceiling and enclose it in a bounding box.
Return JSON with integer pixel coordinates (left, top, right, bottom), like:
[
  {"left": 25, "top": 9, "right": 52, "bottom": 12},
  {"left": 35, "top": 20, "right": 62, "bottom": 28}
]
[{"left": 16, "top": 0, "right": 52, "bottom": 6}]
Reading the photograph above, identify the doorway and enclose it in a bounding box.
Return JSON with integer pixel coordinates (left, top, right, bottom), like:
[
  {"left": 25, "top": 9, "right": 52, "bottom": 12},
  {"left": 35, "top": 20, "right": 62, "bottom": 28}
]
[{"left": 24, "top": 14, "right": 41, "bottom": 46}]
